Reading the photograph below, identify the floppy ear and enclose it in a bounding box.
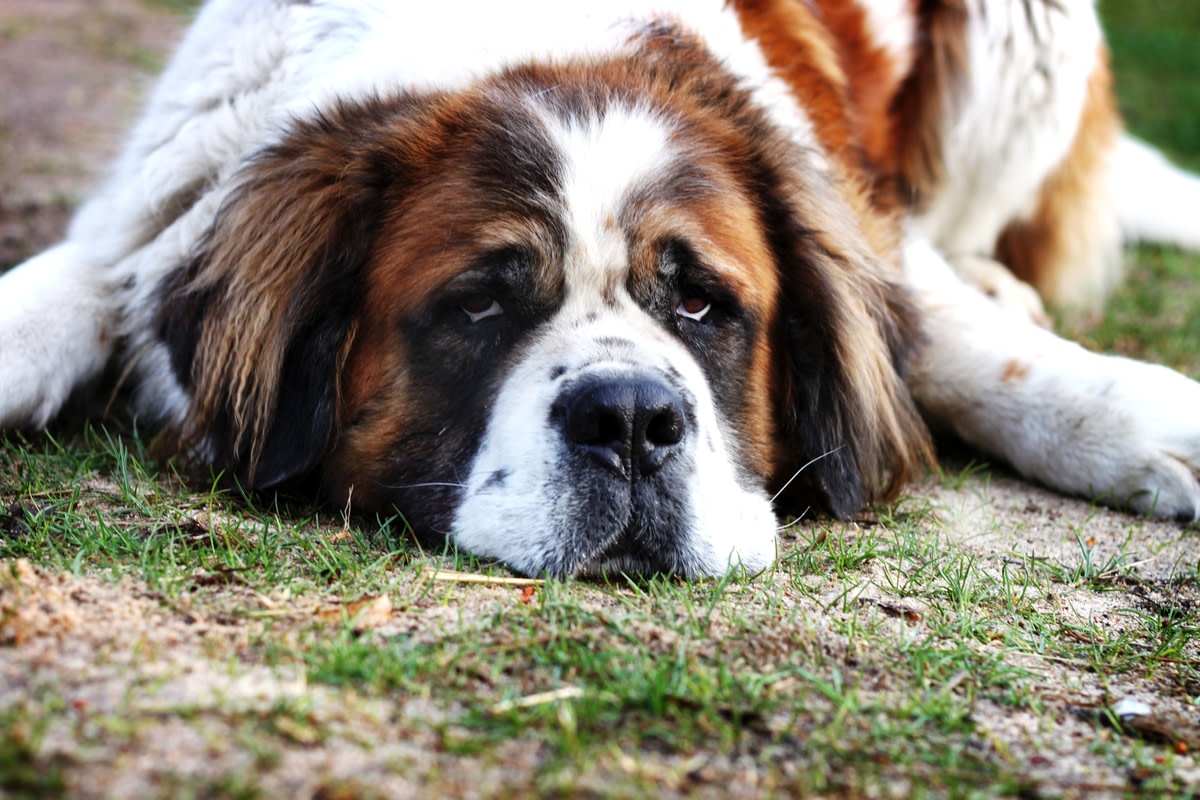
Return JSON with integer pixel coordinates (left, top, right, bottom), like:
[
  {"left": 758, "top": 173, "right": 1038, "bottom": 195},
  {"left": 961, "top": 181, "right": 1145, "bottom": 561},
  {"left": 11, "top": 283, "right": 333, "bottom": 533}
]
[
  {"left": 765, "top": 174, "right": 932, "bottom": 518},
  {"left": 621, "top": 27, "right": 931, "bottom": 517},
  {"left": 157, "top": 97, "right": 422, "bottom": 488}
]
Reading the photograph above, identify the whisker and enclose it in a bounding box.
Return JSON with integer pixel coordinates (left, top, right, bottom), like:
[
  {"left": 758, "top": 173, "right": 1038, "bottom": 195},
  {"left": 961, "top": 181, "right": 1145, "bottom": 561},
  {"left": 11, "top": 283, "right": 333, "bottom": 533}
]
[
  {"left": 377, "top": 481, "right": 468, "bottom": 491},
  {"left": 770, "top": 445, "right": 844, "bottom": 504},
  {"left": 776, "top": 507, "right": 811, "bottom": 533}
]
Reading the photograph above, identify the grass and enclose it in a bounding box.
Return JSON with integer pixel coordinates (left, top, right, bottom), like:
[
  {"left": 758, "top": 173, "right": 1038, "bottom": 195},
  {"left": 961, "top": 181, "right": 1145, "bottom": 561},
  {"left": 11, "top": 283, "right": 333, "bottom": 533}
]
[
  {"left": 1, "top": 1, "right": 1199, "bottom": 798},
  {"left": 2, "top": 422, "right": 1197, "bottom": 795}
]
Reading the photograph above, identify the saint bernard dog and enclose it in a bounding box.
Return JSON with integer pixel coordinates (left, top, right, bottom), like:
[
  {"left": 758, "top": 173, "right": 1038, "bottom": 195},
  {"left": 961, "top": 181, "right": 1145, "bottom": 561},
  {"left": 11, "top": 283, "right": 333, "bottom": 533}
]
[{"left": 3, "top": 0, "right": 1200, "bottom": 578}]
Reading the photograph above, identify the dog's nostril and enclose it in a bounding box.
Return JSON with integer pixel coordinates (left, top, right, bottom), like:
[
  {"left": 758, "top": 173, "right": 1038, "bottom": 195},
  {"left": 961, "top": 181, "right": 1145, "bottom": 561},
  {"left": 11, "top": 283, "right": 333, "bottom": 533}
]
[
  {"left": 645, "top": 406, "right": 685, "bottom": 447},
  {"left": 565, "top": 404, "right": 626, "bottom": 449},
  {"left": 560, "top": 376, "right": 688, "bottom": 477}
]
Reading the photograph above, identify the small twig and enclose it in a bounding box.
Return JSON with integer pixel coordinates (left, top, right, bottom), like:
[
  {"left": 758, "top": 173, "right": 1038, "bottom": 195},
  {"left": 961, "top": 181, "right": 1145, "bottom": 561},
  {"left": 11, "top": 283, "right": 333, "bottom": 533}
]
[
  {"left": 422, "top": 567, "right": 544, "bottom": 587},
  {"left": 490, "top": 686, "right": 583, "bottom": 714}
]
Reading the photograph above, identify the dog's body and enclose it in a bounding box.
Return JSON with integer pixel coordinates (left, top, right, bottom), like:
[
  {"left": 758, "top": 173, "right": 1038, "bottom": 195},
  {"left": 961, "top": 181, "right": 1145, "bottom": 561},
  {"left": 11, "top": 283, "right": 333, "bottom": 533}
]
[{"left": 3, "top": 0, "right": 1200, "bottom": 577}]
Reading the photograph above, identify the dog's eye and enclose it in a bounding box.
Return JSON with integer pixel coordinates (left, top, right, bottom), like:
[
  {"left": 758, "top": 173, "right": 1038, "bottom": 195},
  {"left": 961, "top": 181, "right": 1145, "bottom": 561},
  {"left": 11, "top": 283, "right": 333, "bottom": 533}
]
[
  {"left": 461, "top": 295, "right": 504, "bottom": 323},
  {"left": 675, "top": 296, "right": 711, "bottom": 322}
]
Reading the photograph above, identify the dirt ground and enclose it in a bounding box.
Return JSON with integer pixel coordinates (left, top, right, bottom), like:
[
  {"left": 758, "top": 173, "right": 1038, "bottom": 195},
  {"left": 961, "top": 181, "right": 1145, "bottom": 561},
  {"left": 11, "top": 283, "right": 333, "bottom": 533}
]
[
  {"left": 1, "top": 1, "right": 1197, "bottom": 797},
  {"left": 0, "top": 0, "right": 188, "bottom": 263}
]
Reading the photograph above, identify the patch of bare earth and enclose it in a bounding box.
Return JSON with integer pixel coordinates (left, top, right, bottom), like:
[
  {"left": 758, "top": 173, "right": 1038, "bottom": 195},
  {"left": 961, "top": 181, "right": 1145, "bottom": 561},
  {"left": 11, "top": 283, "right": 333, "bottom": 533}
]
[
  {"left": 3, "top": 498, "right": 1197, "bottom": 797},
  {"left": 0, "top": 2, "right": 1197, "bottom": 797},
  {"left": 0, "top": 0, "right": 183, "bottom": 266},
  {"left": 0, "top": 558, "right": 576, "bottom": 798},
  {"left": 924, "top": 473, "right": 1200, "bottom": 788}
]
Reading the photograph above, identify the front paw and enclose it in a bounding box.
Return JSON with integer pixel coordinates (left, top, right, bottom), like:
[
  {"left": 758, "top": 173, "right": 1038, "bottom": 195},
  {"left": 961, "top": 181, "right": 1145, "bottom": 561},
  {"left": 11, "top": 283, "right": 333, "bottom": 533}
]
[
  {"left": 0, "top": 245, "right": 115, "bottom": 430},
  {"left": 1119, "top": 453, "right": 1200, "bottom": 522},
  {"left": 0, "top": 355, "right": 80, "bottom": 430},
  {"left": 1082, "top": 360, "right": 1200, "bottom": 521},
  {"left": 950, "top": 254, "right": 1050, "bottom": 328}
]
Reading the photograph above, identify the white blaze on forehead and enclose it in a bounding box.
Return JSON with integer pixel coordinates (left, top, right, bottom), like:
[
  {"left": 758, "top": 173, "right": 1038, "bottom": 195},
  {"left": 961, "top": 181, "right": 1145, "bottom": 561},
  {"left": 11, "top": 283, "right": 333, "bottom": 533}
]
[{"left": 536, "top": 104, "right": 677, "bottom": 302}]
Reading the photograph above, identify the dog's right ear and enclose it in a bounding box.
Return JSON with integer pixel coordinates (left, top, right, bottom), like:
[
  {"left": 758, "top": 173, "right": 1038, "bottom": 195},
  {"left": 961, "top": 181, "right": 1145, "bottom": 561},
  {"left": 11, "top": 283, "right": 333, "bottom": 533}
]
[{"left": 156, "top": 95, "right": 431, "bottom": 488}]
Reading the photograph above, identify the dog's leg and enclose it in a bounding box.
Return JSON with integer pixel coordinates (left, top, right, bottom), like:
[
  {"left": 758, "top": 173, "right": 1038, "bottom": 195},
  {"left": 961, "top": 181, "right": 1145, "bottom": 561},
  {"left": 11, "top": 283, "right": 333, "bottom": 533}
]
[
  {"left": 908, "top": 2, "right": 1127, "bottom": 311},
  {"left": 905, "top": 236, "right": 1200, "bottom": 520},
  {"left": 0, "top": 245, "right": 117, "bottom": 429},
  {"left": 993, "top": 51, "right": 1123, "bottom": 312},
  {"left": 1113, "top": 134, "right": 1200, "bottom": 251}
]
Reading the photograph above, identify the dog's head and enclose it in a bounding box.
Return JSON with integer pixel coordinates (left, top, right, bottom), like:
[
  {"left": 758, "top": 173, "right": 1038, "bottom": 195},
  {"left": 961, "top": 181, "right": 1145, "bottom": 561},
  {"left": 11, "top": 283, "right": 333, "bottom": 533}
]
[{"left": 158, "top": 32, "right": 928, "bottom": 577}]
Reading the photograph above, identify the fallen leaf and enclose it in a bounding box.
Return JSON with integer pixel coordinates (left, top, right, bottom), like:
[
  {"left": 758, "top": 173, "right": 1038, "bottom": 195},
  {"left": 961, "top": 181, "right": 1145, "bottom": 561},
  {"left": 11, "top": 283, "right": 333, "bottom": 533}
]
[{"left": 317, "top": 594, "right": 393, "bottom": 630}]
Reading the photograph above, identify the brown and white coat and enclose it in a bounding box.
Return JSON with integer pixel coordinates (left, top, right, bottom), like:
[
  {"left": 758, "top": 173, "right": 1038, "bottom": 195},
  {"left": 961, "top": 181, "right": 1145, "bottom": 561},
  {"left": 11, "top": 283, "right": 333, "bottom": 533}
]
[{"left": 2, "top": 0, "right": 1199, "bottom": 576}]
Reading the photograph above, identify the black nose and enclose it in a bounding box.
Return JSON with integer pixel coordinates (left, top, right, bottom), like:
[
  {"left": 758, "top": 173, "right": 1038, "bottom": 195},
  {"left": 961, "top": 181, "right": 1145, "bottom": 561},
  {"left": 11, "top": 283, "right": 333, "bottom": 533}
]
[{"left": 558, "top": 376, "right": 688, "bottom": 477}]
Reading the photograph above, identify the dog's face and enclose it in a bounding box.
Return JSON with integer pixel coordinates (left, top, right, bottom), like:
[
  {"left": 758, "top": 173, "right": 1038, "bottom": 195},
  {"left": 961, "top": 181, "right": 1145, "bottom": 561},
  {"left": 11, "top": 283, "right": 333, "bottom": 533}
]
[{"left": 158, "top": 36, "right": 927, "bottom": 577}]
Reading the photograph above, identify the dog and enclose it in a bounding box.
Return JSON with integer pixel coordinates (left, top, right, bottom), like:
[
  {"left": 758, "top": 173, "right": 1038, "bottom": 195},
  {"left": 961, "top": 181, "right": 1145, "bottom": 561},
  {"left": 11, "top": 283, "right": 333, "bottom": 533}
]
[{"left": 3, "top": 0, "right": 1200, "bottom": 578}]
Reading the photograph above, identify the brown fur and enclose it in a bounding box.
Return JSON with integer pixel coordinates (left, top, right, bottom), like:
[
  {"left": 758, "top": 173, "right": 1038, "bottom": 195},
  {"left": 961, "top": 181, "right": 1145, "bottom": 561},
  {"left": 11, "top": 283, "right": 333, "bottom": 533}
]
[
  {"left": 887, "top": 0, "right": 969, "bottom": 206},
  {"left": 996, "top": 49, "right": 1123, "bottom": 308},
  {"left": 810, "top": 0, "right": 915, "bottom": 173},
  {"left": 159, "top": 94, "right": 440, "bottom": 483},
  {"left": 160, "top": 16, "right": 934, "bottom": 526},
  {"left": 731, "top": 0, "right": 932, "bottom": 508},
  {"left": 731, "top": 0, "right": 907, "bottom": 268}
]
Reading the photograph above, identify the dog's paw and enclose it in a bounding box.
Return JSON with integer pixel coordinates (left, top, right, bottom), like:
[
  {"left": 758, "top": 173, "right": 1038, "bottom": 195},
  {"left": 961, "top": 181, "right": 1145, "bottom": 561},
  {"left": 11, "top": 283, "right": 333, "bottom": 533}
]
[
  {"left": 1121, "top": 452, "right": 1200, "bottom": 522},
  {"left": 1093, "top": 361, "right": 1200, "bottom": 521},
  {"left": 950, "top": 254, "right": 1050, "bottom": 328},
  {"left": 1033, "top": 357, "right": 1200, "bottom": 522},
  {"left": 0, "top": 246, "right": 115, "bottom": 430},
  {"left": 0, "top": 353, "right": 80, "bottom": 430}
]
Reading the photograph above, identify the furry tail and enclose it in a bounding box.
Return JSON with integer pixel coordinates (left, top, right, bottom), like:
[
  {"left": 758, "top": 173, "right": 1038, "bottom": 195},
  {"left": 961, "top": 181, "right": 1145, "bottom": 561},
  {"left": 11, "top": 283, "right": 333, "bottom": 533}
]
[{"left": 1113, "top": 134, "right": 1200, "bottom": 250}]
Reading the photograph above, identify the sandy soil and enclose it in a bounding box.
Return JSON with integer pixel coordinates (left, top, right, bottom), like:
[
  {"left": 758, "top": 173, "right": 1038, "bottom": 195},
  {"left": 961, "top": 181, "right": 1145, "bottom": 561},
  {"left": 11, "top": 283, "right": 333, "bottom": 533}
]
[
  {"left": 1, "top": 1, "right": 1197, "bottom": 796},
  {"left": 0, "top": 0, "right": 184, "bottom": 264}
]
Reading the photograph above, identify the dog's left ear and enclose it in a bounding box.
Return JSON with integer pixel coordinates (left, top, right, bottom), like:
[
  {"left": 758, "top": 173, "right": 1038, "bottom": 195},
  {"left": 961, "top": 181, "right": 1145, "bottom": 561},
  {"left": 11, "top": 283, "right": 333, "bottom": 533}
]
[
  {"left": 158, "top": 98, "right": 424, "bottom": 488},
  {"left": 629, "top": 30, "right": 931, "bottom": 517},
  {"left": 765, "top": 171, "right": 931, "bottom": 518}
]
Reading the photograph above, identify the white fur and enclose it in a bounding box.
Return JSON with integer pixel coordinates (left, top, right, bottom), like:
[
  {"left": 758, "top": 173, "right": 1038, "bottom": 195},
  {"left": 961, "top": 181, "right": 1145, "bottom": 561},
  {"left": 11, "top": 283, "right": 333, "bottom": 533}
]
[
  {"left": 539, "top": 106, "right": 674, "bottom": 294},
  {"left": 947, "top": 254, "right": 1050, "bottom": 327},
  {"left": 453, "top": 108, "right": 777, "bottom": 575},
  {"left": 3, "top": 0, "right": 1200, "bottom": 575},
  {"left": 905, "top": 236, "right": 1200, "bottom": 521},
  {"left": 914, "top": 0, "right": 1106, "bottom": 259},
  {"left": 858, "top": 0, "right": 917, "bottom": 81},
  {"left": 1113, "top": 134, "right": 1200, "bottom": 250},
  {"left": 896, "top": 0, "right": 1200, "bottom": 515},
  {"left": 0, "top": 245, "right": 115, "bottom": 429}
]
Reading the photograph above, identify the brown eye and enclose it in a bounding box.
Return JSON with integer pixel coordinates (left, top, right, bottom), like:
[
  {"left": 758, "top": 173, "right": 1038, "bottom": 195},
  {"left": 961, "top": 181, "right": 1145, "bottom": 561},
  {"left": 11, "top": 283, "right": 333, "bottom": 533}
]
[
  {"left": 462, "top": 295, "right": 504, "bottom": 323},
  {"left": 675, "top": 296, "right": 711, "bottom": 322}
]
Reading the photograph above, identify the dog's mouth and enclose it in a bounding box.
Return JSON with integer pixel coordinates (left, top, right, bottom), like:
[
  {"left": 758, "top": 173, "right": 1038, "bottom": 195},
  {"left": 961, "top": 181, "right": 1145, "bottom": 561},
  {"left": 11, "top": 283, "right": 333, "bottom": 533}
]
[
  {"left": 448, "top": 360, "right": 772, "bottom": 579},
  {"left": 573, "top": 532, "right": 660, "bottom": 579},
  {"left": 563, "top": 492, "right": 694, "bottom": 579}
]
